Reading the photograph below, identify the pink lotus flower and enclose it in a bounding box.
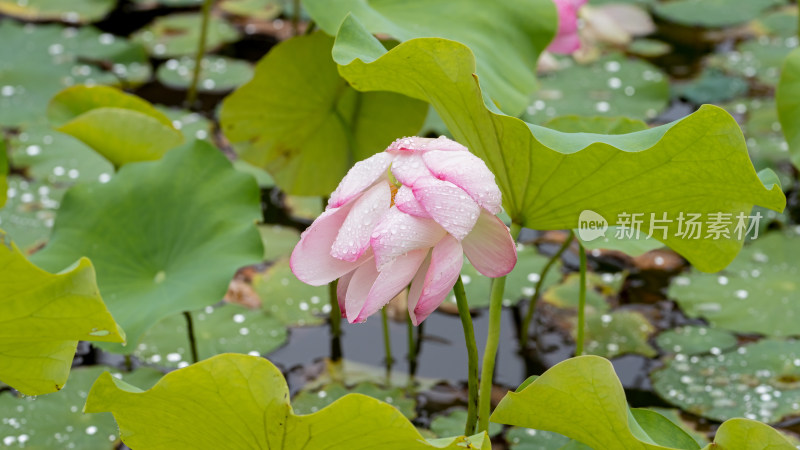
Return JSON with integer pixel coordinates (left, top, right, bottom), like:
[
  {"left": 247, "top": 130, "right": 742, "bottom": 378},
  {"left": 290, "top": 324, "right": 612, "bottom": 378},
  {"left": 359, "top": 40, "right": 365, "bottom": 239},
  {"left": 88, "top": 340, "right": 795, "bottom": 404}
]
[
  {"left": 291, "top": 136, "right": 517, "bottom": 325},
  {"left": 548, "top": 0, "right": 587, "bottom": 54}
]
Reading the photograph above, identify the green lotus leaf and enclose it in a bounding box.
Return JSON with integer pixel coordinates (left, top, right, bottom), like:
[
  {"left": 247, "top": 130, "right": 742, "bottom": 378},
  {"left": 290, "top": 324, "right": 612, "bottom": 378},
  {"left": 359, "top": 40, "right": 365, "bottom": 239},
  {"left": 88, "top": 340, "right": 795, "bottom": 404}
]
[
  {"left": 132, "top": 0, "right": 202, "bottom": 7},
  {"left": 675, "top": 69, "right": 749, "bottom": 105},
  {"left": 156, "top": 106, "right": 215, "bottom": 142},
  {"left": 777, "top": 47, "right": 800, "bottom": 170},
  {"left": 0, "top": 0, "right": 115, "bottom": 23},
  {"left": 131, "top": 12, "right": 239, "bottom": 57},
  {"left": 708, "top": 418, "right": 796, "bottom": 449},
  {"left": 305, "top": 0, "right": 557, "bottom": 116},
  {"left": 47, "top": 86, "right": 183, "bottom": 168},
  {"left": 668, "top": 233, "right": 800, "bottom": 336},
  {"left": 156, "top": 56, "right": 254, "bottom": 92},
  {"left": 645, "top": 408, "right": 709, "bottom": 447},
  {"left": 543, "top": 116, "right": 649, "bottom": 135},
  {"left": 220, "top": 32, "right": 427, "bottom": 195},
  {"left": 0, "top": 366, "right": 162, "bottom": 449},
  {"left": 333, "top": 22, "right": 785, "bottom": 273},
  {"left": 430, "top": 409, "right": 502, "bottom": 438},
  {"left": 709, "top": 36, "right": 796, "bottom": 87},
  {"left": 220, "top": 0, "right": 283, "bottom": 21},
  {"left": 32, "top": 141, "right": 263, "bottom": 354},
  {"left": 651, "top": 338, "right": 800, "bottom": 424},
  {"left": 655, "top": 325, "right": 738, "bottom": 356},
  {"left": 85, "top": 353, "right": 490, "bottom": 449},
  {"left": 292, "top": 381, "right": 416, "bottom": 419},
  {"left": 0, "top": 139, "right": 7, "bottom": 208},
  {"left": 0, "top": 21, "right": 151, "bottom": 127},
  {"left": 753, "top": 7, "right": 798, "bottom": 38},
  {"left": 577, "top": 309, "right": 658, "bottom": 359},
  {"left": 652, "top": 0, "right": 786, "bottom": 28},
  {"left": 0, "top": 230, "right": 124, "bottom": 395},
  {"left": 135, "top": 303, "right": 288, "bottom": 368},
  {"left": 506, "top": 427, "right": 587, "bottom": 449},
  {"left": 258, "top": 225, "right": 300, "bottom": 261},
  {"left": 523, "top": 54, "right": 669, "bottom": 124},
  {"left": 252, "top": 259, "right": 328, "bottom": 327},
  {"left": 492, "top": 355, "right": 793, "bottom": 449},
  {"left": 0, "top": 176, "right": 64, "bottom": 251}
]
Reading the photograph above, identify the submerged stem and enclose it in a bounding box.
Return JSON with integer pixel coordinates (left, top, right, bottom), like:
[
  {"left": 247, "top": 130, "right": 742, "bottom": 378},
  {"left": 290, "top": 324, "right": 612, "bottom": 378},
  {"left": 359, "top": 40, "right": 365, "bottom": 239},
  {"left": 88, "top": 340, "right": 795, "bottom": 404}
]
[
  {"left": 519, "top": 231, "right": 574, "bottom": 348},
  {"left": 183, "top": 311, "right": 199, "bottom": 364},
  {"left": 576, "top": 241, "right": 588, "bottom": 356},
  {"left": 381, "top": 308, "right": 393, "bottom": 376},
  {"left": 454, "top": 276, "right": 479, "bottom": 436},
  {"left": 328, "top": 279, "right": 342, "bottom": 362},
  {"left": 406, "top": 313, "right": 417, "bottom": 378},
  {"left": 185, "top": 0, "right": 213, "bottom": 108},
  {"left": 477, "top": 222, "right": 522, "bottom": 432}
]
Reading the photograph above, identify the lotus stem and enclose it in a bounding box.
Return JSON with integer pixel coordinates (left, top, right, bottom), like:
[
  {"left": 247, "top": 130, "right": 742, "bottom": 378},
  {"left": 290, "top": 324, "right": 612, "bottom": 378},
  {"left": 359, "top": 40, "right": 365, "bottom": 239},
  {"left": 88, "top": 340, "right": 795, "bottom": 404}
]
[
  {"left": 519, "top": 230, "right": 573, "bottom": 348},
  {"left": 381, "top": 308, "right": 393, "bottom": 377},
  {"left": 186, "top": 0, "right": 213, "bottom": 108},
  {"left": 328, "top": 279, "right": 342, "bottom": 362},
  {"left": 454, "top": 276, "right": 479, "bottom": 436},
  {"left": 575, "top": 241, "right": 588, "bottom": 356},
  {"left": 406, "top": 312, "right": 418, "bottom": 379},
  {"left": 183, "top": 311, "right": 199, "bottom": 364}
]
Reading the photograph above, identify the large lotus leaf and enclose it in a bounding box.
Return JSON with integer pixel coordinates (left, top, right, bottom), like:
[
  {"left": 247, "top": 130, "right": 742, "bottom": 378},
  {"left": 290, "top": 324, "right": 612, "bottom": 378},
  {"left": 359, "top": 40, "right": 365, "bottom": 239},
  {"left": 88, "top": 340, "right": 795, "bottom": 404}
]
[
  {"left": 333, "top": 24, "right": 785, "bottom": 273},
  {"left": 0, "top": 176, "right": 64, "bottom": 252},
  {"left": 85, "top": 353, "right": 491, "bottom": 449},
  {"left": 47, "top": 86, "right": 183, "bottom": 168},
  {"left": 710, "top": 418, "right": 797, "bottom": 449},
  {"left": 0, "top": 21, "right": 151, "bottom": 127},
  {"left": 0, "top": 230, "right": 124, "bottom": 395},
  {"left": 652, "top": 339, "right": 800, "bottom": 424},
  {"left": 131, "top": 13, "right": 239, "bottom": 57},
  {"left": 8, "top": 125, "right": 113, "bottom": 184},
  {"left": 292, "top": 381, "right": 416, "bottom": 419},
  {"left": 252, "top": 259, "right": 328, "bottom": 326},
  {"left": 304, "top": 0, "right": 556, "bottom": 116},
  {"left": 134, "top": 303, "right": 288, "bottom": 368},
  {"left": 777, "top": 47, "right": 800, "bottom": 170},
  {"left": 645, "top": 408, "right": 709, "bottom": 447},
  {"left": 31, "top": 141, "right": 263, "bottom": 354},
  {"left": 668, "top": 233, "right": 800, "bottom": 336},
  {"left": 0, "top": 366, "right": 162, "bottom": 449},
  {"left": 0, "top": 0, "right": 115, "bottom": 23},
  {"left": 652, "top": 0, "right": 787, "bottom": 28},
  {"left": 156, "top": 56, "right": 253, "bottom": 92},
  {"left": 491, "top": 355, "right": 793, "bottom": 449},
  {"left": 523, "top": 54, "right": 669, "bottom": 124},
  {"left": 655, "top": 325, "right": 738, "bottom": 356},
  {"left": 220, "top": 32, "right": 426, "bottom": 195}
]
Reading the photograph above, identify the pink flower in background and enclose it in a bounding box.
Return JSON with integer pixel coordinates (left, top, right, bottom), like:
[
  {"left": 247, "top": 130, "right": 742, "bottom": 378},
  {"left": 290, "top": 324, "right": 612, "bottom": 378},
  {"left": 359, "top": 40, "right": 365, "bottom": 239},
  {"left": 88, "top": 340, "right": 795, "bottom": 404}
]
[
  {"left": 548, "top": 0, "right": 587, "bottom": 54},
  {"left": 291, "top": 136, "right": 517, "bottom": 325}
]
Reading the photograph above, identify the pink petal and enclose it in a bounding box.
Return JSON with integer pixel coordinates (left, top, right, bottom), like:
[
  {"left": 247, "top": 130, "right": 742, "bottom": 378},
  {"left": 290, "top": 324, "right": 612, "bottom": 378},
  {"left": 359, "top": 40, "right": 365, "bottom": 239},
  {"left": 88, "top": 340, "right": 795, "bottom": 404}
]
[
  {"left": 422, "top": 150, "right": 502, "bottom": 214},
  {"left": 352, "top": 249, "right": 428, "bottom": 323},
  {"left": 390, "top": 153, "right": 431, "bottom": 187},
  {"left": 331, "top": 182, "right": 391, "bottom": 261},
  {"left": 344, "top": 259, "right": 380, "bottom": 321},
  {"left": 370, "top": 207, "right": 447, "bottom": 270},
  {"left": 412, "top": 176, "right": 481, "bottom": 240},
  {"left": 328, "top": 152, "right": 394, "bottom": 209},
  {"left": 462, "top": 210, "right": 518, "bottom": 278},
  {"left": 291, "top": 203, "right": 369, "bottom": 285},
  {"left": 387, "top": 136, "right": 467, "bottom": 154},
  {"left": 336, "top": 270, "right": 354, "bottom": 318},
  {"left": 548, "top": 0, "right": 585, "bottom": 54},
  {"left": 394, "top": 185, "right": 431, "bottom": 218},
  {"left": 409, "top": 235, "right": 463, "bottom": 325},
  {"left": 407, "top": 253, "right": 432, "bottom": 325}
]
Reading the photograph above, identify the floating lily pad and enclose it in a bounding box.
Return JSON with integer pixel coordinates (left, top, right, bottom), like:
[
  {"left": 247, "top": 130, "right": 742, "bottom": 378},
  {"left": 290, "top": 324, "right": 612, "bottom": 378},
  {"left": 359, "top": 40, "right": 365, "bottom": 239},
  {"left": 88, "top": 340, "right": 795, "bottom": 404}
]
[
  {"left": 0, "top": 176, "right": 63, "bottom": 252},
  {"left": 252, "top": 259, "right": 328, "bottom": 326},
  {"left": 577, "top": 309, "right": 657, "bottom": 359},
  {"left": 135, "top": 303, "right": 288, "bottom": 368},
  {"left": 220, "top": 0, "right": 283, "bottom": 20},
  {"left": 723, "top": 99, "right": 791, "bottom": 175},
  {"left": 656, "top": 325, "right": 738, "bottom": 356},
  {"left": 651, "top": 339, "right": 800, "bottom": 423},
  {"left": 431, "top": 409, "right": 502, "bottom": 438},
  {"left": 0, "top": 366, "right": 162, "bottom": 449},
  {"left": 543, "top": 116, "right": 648, "bottom": 134},
  {"left": 258, "top": 225, "right": 300, "bottom": 261},
  {"left": 710, "top": 36, "right": 798, "bottom": 87},
  {"left": 133, "top": 0, "right": 203, "bottom": 7},
  {"left": 0, "top": 231, "right": 124, "bottom": 395},
  {"left": 0, "top": 21, "right": 151, "bottom": 127},
  {"left": 653, "top": 0, "right": 787, "bottom": 28},
  {"left": 541, "top": 272, "right": 619, "bottom": 312},
  {"left": 220, "top": 32, "right": 427, "bottom": 195},
  {"left": 156, "top": 107, "right": 214, "bottom": 142},
  {"left": 450, "top": 245, "right": 563, "bottom": 309},
  {"left": 8, "top": 125, "right": 113, "bottom": 185},
  {"left": 157, "top": 56, "right": 253, "bottom": 92},
  {"left": 132, "top": 13, "right": 240, "bottom": 58},
  {"left": 645, "top": 407, "right": 710, "bottom": 446},
  {"left": 0, "top": 0, "right": 116, "bottom": 23},
  {"left": 86, "top": 354, "right": 489, "bottom": 449},
  {"left": 303, "top": 359, "right": 442, "bottom": 392},
  {"left": 32, "top": 141, "right": 263, "bottom": 354},
  {"left": 292, "top": 381, "right": 416, "bottom": 419},
  {"left": 627, "top": 39, "right": 672, "bottom": 58},
  {"left": 753, "top": 7, "right": 798, "bottom": 37},
  {"left": 675, "top": 69, "right": 749, "bottom": 105},
  {"left": 0, "top": 139, "right": 7, "bottom": 208},
  {"left": 669, "top": 233, "right": 800, "bottom": 337},
  {"left": 505, "top": 427, "right": 587, "bottom": 450},
  {"left": 284, "top": 195, "right": 323, "bottom": 220},
  {"left": 523, "top": 54, "right": 669, "bottom": 124}
]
